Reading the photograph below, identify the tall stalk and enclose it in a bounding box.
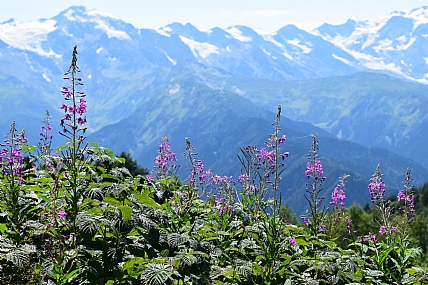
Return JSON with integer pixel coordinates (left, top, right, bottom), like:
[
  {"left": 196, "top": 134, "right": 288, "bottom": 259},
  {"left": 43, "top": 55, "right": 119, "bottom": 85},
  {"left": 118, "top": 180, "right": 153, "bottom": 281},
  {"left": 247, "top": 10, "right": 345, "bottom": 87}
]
[{"left": 59, "top": 45, "right": 87, "bottom": 236}]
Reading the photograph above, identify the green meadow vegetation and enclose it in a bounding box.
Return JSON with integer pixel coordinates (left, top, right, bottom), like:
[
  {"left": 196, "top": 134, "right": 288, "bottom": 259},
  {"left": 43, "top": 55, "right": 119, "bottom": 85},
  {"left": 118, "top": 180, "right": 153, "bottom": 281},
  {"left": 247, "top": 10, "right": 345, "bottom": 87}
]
[{"left": 1, "top": 46, "right": 428, "bottom": 285}]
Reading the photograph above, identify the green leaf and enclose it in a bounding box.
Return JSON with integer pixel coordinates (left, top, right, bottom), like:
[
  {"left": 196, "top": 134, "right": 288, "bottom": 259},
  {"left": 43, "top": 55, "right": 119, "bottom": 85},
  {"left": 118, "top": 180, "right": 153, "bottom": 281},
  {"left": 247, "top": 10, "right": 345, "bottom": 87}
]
[
  {"left": 123, "top": 257, "right": 145, "bottom": 278},
  {"left": 40, "top": 195, "right": 52, "bottom": 203},
  {"left": 118, "top": 205, "right": 133, "bottom": 222},
  {"left": 380, "top": 247, "right": 394, "bottom": 265},
  {"left": 101, "top": 173, "right": 120, "bottom": 182},
  {"left": 64, "top": 268, "right": 80, "bottom": 282}
]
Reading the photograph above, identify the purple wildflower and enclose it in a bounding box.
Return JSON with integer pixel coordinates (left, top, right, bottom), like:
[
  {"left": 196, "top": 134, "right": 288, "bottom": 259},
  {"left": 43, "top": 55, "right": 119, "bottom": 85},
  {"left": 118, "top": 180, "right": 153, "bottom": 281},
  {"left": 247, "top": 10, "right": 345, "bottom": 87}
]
[
  {"left": 146, "top": 175, "right": 154, "bottom": 182},
  {"left": 346, "top": 218, "right": 352, "bottom": 234},
  {"left": 58, "top": 210, "right": 67, "bottom": 219},
  {"left": 331, "top": 187, "right": 346, "bottom": 206},
  {"left": 153, "top": 135, "right": 179, "bottom": 179},
  {"left": 289, "top": 237, "right": 297, "bottom": 246},
  {"left": 368, "top": 166, "right": 385, "bottom": 203},
  {"left": 360, "top": 234, "right": 377, "bottom": 243},
  {"left": 0, "top": 122, "right": 26, "bottom": 181},
  {"left": 398, "top": 168, "right": 415, "bottom": 224}
]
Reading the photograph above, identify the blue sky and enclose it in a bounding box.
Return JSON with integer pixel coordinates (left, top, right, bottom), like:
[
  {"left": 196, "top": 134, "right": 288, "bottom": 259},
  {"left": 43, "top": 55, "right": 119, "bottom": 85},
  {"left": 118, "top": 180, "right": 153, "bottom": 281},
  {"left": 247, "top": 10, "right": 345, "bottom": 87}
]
[{"left": 1, "top": 0, "right": 427, "bottom": 32}]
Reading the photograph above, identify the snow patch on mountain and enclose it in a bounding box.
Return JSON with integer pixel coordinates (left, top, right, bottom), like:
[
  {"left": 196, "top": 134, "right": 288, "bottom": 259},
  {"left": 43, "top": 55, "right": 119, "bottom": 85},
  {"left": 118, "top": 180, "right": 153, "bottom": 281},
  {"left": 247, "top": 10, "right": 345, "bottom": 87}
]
[
  {"left": 62, "top": 27, "right": 73, "bottom": 37},
  {"left": 408, "top": 7, "right": 428, "bottom": 28},
  {"left": 316, "top": 15, "right": 391, "bottom": 50},
  {"left": 24, "top": 53, "right": 36, "bottom": 72},
  {"left": 164, "top": 52, "right": 177, "bottom": 65},
  {"left": 287, "top": 39, "right": 312, "bottom": 53},
  {"left": 85, "top": 8, "right": 120, "bottom": 20},
  {"left": 232, "top": 86, "right": 246, "bottom": 95},
  {"left": 157, "top": 26, "right": 172, "bottom": 37},
  {"left": 254, "top": 29, "right": 284, "bottom": 48},
  {"left": 64, "top": 9, "right": 87, "bottom": 22},
  {"left": 93, "top": 19, "right": 130, "bottom": 40},
  {"left": 226, "top": 27, "right": 252, "bottom": 42},
  {"left": 283, "top": 52, "right": 293, "bottom": 60},
  {"left": 42, "top": 69, "right": 51, "bottom": 82},
  {"left": 179, "top": 36, "right": 219, "bottom": 58},
  {"left": 332, "top": 54, "right": 351, "bottom": 64},
  {"left": 0, "top": 19, "right": 60, "bottom": 57},
  {"left": 169, "top": 84, "right": 180, "bottom": 94},
  {"left": 260, "top": 47, "right": 271, "bottom": 56},
  {"left": 373, "top": 37, "right": 416, "bottom": 52}
]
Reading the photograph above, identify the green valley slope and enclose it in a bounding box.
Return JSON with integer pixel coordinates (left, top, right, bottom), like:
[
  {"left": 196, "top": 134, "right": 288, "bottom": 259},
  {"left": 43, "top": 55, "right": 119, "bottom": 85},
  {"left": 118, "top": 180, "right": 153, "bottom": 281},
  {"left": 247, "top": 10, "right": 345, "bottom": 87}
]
[{"left": 88, "top": 76, "right": 428, "bottom": 216}]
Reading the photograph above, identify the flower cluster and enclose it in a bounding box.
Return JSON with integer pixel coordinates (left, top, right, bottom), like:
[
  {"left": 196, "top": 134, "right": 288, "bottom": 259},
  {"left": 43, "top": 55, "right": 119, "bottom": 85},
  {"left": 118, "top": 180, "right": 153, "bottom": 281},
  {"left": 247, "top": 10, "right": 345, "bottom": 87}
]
[
  {"left": 331, "top": 187, "right": 346, "bottom": 207},
  {"left": 330, "top": 175, "right": 349, "bottom": 208},
  {"left": 0, "top": 122, "right": 27, "bottom": 182},
  {"left": 240, "top": 145, "right": 289, "bottom": 182},
  {"left": 215, "top": 196, "right": 235, "bottom": 214},
  {"left": 59, "top": 46, "right": 87, "bottom": 145},
  {"left": 46, "top": 209, "right": 69, "bottom": 230},
  {"left": 302, "top": 135, "right": 326, "bottom": 234},
  {"left": 38, "top": 110, "right": 53, "bottom": 156},
  {"left": 368, "top": 166, "right": 385, "bottom": 203},
  {"left": 346, "top": 218, "right": 352, "bottom": 234},
  {"left": 359, "top": 234, "right": 377, "bottom": 243},
  {"left": 305, "top": 160, "right": 325, "bottom": 181},
  {"left": 379, "top": 225, "right": 397, "bottom": 235},
  {"left": 397, "top": 168, "right": 415, "bottom": 225},
  {"left": 60, "top": 94, "right": 87, "bottom": 129},
  {"left": 153, "top": 135, "right": 179, "bottom": 179},
  {"left": 44, "top": 208, "right": 73, "bottom": 269}
]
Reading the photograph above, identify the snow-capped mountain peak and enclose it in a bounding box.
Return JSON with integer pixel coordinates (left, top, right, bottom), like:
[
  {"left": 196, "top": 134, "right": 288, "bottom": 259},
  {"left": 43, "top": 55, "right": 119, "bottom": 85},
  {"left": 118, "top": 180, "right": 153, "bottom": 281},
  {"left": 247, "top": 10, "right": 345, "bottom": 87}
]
[
  {"left": 313, "top": 6, "right": 428, "bottom": 84},
  {"left": 226, "top": 26, "right": 252, "bottom": 42},
  {"left": 61, "top": 6, "right": 120, "bottom": 22},
  {"left": 58, "top": 6, "right": 131, "bottom": 40}
]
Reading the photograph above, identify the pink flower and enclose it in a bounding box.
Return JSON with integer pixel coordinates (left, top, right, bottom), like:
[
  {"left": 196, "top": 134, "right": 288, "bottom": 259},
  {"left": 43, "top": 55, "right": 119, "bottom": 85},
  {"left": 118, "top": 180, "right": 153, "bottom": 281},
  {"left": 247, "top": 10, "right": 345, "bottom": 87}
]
[
  {"left": 146, "top": 175, "right": 154, "bottom": 182},
  {"left": 58, "top": 210, "right": 67, "bottom": 218}
]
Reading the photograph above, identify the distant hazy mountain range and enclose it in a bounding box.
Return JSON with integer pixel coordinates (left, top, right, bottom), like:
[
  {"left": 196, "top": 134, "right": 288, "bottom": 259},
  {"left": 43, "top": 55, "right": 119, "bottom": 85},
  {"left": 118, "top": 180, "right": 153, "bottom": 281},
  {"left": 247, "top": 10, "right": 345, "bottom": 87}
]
[{"left": 0, "top": 6, "right": 427, "bottom": 214}]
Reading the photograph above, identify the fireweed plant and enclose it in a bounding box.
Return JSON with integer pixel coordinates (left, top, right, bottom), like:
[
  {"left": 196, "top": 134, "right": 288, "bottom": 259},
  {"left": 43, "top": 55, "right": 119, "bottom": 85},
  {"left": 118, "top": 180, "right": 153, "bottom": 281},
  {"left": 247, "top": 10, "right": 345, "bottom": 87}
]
[
  {"left": 0, "top": 122, "right": 29, "bottom": 240},
  {"left": 1, "top": 46, "right": 428, "bottom": 284},
  {"left": 147, "top": 135, "right": 181, "bottom": 207},
  {"left": 302, "top": 134, "right": 327, "bottom": 235},
  {"left": 38, "top": 110, "right": 54, "bottom": 157},
  {"left": 58, "top": 45, "right": 88, "bottom": 233},
  {"left": 183, "top": 137, "right": 235, "bottom": 212},
  {"left": 235, "top": 106, "right": 294, "bottom": 284},
  {"left": 35, "top": 113, "right": 79, "bottom": 284},
  {"left": 237, "top": 105, "right": 288, "bottom": 216},
  {"left": 325, "top": 174, "right": 350, "bottom": 239}
]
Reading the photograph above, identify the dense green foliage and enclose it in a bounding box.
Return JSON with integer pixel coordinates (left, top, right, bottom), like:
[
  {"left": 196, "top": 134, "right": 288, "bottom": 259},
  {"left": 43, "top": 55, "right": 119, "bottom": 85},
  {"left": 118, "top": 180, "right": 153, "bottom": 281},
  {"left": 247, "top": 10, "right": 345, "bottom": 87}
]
[{"left": 1, "top": 46, "right": 427, "bottom": 285}]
